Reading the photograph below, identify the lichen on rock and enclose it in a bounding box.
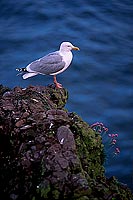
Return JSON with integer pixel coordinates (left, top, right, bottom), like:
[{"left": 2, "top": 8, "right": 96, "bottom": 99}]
[{"left": 0, "top": 84, "right": 132, "bottom": 200}]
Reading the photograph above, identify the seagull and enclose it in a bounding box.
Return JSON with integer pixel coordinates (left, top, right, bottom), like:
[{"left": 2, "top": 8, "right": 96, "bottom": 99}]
[{"left": 16, "top": 42, "right": 79, "bottom": 88}]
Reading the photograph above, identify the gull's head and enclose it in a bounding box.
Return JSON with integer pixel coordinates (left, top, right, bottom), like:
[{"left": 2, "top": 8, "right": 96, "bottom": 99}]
[{"left": 59, "top": 42, "right": 80, "bottom": 52}]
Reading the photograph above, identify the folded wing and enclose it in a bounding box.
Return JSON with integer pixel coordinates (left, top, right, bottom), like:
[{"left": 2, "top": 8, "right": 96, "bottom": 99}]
[{"left": 27, "top": 52, "right": 65, "bottom": 75}]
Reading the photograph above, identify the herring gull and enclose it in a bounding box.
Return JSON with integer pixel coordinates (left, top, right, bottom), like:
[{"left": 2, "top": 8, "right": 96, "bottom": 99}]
[{"left": 16, "top": 41, "right": 79, "bottom": 88}]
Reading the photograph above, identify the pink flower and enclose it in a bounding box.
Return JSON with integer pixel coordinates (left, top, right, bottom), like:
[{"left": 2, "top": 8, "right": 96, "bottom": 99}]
[
  {"left": 90, "top": 122, "right": 120, "bottom": 157},
  {"left": 108, "top": 133, "right": 118, "bottom": 138},
  {"left": 115, "top": 147, "right": 120, "bottom": 154},
  {"left": 104, "top": 128, "right": 108, "bottom": 132},
  {"left": 111, "top": 134, "right": 115, "bottom": 137},
  {"left": 112, "top": 139, "right": 117, "bottom": 145}
]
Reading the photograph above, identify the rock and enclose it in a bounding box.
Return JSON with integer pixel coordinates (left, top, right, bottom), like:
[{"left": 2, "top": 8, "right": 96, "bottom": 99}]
[
  {"left": 0, "top": 84, "right": 132, "bottom": 200},
  {"left": 57, "top": 126, "right": 76, "bottom": 150},
  {"left": 15, "top": 119, "right": 26, "bottom": 127}
]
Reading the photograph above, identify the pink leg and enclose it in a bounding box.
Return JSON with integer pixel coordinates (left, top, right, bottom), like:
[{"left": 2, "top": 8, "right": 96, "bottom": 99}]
[{"left": 53, "top": 76, "right": 62, "bottom": 88}]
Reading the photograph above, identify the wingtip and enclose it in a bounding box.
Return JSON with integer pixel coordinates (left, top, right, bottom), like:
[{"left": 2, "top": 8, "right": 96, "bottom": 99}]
[
  {"left": 16, "top": 68, "right": 27, "bottom": 72},
  {"left": 16, "top": 68, "right": 21, "bottom": 71}
]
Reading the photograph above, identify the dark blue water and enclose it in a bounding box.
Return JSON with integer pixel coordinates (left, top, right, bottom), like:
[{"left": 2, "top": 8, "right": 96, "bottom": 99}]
[{"left": 0, "top": 0, "right": 133, "bottom": 191}]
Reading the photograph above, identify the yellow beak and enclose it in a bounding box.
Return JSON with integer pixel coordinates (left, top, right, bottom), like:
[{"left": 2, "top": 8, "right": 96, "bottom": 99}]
[{"left": 72, "top": 46, "right": 80, "bottom": 50}]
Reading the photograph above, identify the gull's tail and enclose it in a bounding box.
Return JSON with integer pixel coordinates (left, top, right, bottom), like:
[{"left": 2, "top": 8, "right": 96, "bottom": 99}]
[
  {"left": 22, "top": 72, "right": 38, "bottom": 79},
  {"left": 16, "top": 67, "right": 38, "bottom": 79}
]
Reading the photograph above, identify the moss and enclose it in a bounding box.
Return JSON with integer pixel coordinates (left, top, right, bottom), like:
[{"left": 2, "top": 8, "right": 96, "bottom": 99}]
[
  {"left": 70, "top": 114, "right": 105, "bottom": 178},
  {"left": 36, "top": 180, "right": 51, "bottom": 199},
  {"left": 45, "top": 86, "right": 68, "bottom": 109},
  {"left": 52, "top": 189, "right": 60, "bottom": 199},
  {"left": 76, "top": 196, "right": 89, "bottom": 200},
  {"left": 73, "top": 187, "right": 92, "bottom": 199}
]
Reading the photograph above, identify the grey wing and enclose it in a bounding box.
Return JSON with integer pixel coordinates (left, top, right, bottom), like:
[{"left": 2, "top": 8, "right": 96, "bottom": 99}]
[{"left": 27, "top": 52, "right": 65, "bottom": 75}]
